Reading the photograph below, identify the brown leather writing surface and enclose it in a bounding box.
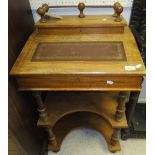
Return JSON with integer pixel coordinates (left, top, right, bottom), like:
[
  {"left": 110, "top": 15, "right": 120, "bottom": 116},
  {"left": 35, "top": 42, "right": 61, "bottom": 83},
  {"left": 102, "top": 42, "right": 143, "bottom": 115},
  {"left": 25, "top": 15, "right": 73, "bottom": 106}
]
[{"left": 32, "top": 41, "right": 127, "bottom": 61}]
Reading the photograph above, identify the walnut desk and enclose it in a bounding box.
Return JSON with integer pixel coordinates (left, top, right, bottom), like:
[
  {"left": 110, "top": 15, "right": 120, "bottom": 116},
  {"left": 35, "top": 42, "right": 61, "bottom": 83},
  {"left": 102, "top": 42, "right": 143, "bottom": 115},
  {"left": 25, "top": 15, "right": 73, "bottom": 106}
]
[{"left": 10, "top": 3, "right": 145, "bottom": 153}]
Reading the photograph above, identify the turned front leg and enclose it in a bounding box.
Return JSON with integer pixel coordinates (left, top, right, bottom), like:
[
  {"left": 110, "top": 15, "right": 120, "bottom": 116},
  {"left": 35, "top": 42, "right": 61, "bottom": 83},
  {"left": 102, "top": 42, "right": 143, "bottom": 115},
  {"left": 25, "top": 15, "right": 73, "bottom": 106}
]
[
  {"left": 115, "top": 91, "right": 128, "bottom": 121},
  {"left": 33, "top": 91, "right": 48, "bottom": 122},
  {"left": 46, "top": 127, "right": 57, "bottom": 147},
  {"left": 110, "top": 128, "right": 120, "bottom": 146},
  {"left": 33, "top": 91, "right": 57, "bottom": 147}
]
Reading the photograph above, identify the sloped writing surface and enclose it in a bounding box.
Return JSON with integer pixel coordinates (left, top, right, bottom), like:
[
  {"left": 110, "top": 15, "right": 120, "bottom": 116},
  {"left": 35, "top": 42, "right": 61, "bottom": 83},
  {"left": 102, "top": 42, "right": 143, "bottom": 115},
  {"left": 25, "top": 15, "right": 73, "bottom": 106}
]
[{"left": 32, "top": 41, "right": 127, "bottom": 61}]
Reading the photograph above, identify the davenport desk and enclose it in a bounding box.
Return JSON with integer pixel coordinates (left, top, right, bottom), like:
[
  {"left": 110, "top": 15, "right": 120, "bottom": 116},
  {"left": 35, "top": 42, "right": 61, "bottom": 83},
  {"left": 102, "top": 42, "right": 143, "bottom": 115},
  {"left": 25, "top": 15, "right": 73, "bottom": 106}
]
[{"left": 10, "top": 3, "right": 145, "bottom": 153}]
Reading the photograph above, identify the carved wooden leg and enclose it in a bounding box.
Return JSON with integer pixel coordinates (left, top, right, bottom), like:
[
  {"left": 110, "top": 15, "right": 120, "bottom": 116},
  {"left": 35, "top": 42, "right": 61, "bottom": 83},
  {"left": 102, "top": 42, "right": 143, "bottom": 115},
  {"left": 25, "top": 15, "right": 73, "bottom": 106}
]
[
  {"left": 115, "top": 92, "right": 128, "bottom": 121},
  {"left": 121, "top": 91, "right": 140, "bottom": 140},
  {"left": 33, "top": 91, "right": 57, "bottom": 147},
  {"left": 110, "top": 128, "right": 120, "bottom": 146}
]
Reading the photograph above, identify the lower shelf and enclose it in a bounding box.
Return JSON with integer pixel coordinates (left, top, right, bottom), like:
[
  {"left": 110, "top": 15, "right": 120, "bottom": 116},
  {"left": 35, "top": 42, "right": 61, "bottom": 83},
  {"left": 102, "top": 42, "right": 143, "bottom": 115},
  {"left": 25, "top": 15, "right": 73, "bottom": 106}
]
[
  {"left": 38, "top": 92, "right": 127, "bottom": 128},
  {"left": 48, "top": 112, "right": 121, "bottom": 153}
]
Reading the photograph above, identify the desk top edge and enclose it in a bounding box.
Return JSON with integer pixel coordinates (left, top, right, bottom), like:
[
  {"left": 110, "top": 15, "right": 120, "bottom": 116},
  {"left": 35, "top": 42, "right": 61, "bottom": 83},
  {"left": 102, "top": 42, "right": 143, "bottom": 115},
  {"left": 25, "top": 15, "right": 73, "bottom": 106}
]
[{"left": 35, "top": 15, "right": 127, "bottom": 28}]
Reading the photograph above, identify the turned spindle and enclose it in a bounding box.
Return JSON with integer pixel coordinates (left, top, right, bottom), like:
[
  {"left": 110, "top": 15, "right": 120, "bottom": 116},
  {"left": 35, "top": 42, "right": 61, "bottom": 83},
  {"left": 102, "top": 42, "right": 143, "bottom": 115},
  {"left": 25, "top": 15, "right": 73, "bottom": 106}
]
[
  {"left": 113, "top": 2, "right": 123, "bottom": 22},
  {"left": 115, "top": 92, "right": 128, "bottom": 121},
  {"left": 33, "top": 91, "right": 48, "bottom": 122},
  {"left": 33, "top": 91, "right": 58, "bottom": 149},
  {"left": 46, "top": 127, "right": 57, "bottom": 148},
  {"left": 78, "top": 2, "right": 85, "bottom": 18},
  {"left": 110, "top": 129, "right": 120, "bottom": 146}
]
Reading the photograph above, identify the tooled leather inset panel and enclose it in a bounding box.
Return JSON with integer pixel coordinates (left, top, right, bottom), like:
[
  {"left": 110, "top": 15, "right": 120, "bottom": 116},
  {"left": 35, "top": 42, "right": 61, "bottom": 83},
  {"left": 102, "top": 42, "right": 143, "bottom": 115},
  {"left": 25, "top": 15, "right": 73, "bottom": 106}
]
[{"left": 31, "top": 41, "right": 127, "bottom": 61}]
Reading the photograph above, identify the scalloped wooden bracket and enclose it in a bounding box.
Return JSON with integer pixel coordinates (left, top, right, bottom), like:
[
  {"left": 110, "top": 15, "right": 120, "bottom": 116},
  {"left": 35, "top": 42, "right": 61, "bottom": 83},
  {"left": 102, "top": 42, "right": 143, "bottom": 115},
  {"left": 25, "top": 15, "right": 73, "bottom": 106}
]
[{"left": 48, "top": 112, "right": 121, "bottom": 153}]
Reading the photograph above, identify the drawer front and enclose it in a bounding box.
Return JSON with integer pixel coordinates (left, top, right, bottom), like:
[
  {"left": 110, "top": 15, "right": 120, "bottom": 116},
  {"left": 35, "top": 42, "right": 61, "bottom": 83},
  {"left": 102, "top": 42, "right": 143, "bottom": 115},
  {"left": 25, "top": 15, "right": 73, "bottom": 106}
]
[
  {"left": 38, "top": 26, "right": 124, "bottom": 35},
  {"left": 16, "top": 75, "right": 143, "bottom": 91}
]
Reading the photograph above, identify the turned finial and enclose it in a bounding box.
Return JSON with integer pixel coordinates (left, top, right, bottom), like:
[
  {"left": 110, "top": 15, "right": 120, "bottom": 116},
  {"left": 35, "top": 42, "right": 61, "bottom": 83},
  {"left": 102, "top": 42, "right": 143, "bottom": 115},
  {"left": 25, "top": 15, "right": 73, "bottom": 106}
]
[
  {"left": 37, "top": 7, "right": 46, "bottom": 23},
  {"left": 113, "top": 2, "right": 123, "bottom": 22},
  {"left": 42, "top": 3, "right": 49, "bottom": 12},
  {"left": 113, "top": 2, "right": 121, "bottom": 17},
  {"left": 78, "top": 2, "right": 85, "bottom": 18},
  {"left": 37, "top": 3, "right": 49, "bottom": 23}
]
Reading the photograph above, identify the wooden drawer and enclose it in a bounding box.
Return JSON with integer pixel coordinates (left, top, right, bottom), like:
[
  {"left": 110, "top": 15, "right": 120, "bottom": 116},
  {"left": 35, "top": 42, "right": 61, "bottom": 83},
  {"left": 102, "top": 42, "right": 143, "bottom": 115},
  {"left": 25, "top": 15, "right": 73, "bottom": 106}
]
[
  {"left": 16, "top": 75, "right": 143, "bottom": 91},
  {"left": 37, "top": 26, "right": 124, "bottom": 35}
]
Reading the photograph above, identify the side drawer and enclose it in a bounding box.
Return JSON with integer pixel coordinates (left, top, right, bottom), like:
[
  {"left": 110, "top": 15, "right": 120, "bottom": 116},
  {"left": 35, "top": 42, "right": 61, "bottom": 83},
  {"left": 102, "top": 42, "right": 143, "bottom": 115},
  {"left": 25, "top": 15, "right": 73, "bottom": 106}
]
[{"left": 16, "top": 75, "right": 143, "bottom": 91}]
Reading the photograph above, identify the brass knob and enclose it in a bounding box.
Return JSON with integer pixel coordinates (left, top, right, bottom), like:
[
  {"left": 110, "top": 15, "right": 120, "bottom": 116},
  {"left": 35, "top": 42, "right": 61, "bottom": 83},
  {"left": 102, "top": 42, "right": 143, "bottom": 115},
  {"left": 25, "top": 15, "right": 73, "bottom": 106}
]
[
  {"left": 113, "top": 2, "right": 123, "bottom": 22},
  {"left": 78, "top": 2, "right": 85, "bottom": 18}
]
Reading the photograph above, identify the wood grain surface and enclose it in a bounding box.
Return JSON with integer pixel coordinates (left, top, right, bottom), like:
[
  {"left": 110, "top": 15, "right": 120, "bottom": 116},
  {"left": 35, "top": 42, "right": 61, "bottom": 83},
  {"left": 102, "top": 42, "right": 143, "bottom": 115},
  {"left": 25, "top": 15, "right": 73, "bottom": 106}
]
[
  {"left": 36, "top": 15, "right": 127, "bottom": 34},
  {"left": 16, "top": 75, "right": 142, "bottom": 91},
  {"left": 35, "top": 15, "right": 127, "bottom": 28},
  {"left": 10, "top": 28, "right": 145, "bottom": 76},
  {"left": 10, "top": 15, "right": 145, "bottom": 91}
]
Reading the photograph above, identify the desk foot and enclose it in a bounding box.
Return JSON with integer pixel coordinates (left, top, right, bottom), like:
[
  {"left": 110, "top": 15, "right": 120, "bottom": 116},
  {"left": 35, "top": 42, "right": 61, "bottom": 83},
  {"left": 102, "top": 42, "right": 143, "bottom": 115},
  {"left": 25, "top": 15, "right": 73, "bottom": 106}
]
[{"left": 48, "top": 143, "right": 60, "bottom": 152}]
